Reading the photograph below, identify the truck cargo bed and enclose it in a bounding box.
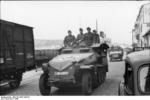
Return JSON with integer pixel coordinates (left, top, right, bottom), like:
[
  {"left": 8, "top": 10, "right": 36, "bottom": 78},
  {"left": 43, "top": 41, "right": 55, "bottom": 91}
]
[{"left": 0, "top": 20, "right": 35, "bottom": 76}]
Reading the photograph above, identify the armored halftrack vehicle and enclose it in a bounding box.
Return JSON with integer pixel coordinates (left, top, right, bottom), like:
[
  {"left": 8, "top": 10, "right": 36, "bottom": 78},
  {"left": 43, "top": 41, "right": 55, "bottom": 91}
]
[{"left": 39, "top": 43, "right": 109, "bottom": 95}]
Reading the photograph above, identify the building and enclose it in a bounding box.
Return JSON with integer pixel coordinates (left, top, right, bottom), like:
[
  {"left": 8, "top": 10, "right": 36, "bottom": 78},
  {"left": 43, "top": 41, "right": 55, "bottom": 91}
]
[{"left": 133, "top": 3, "right": 150, "bottom": 47}]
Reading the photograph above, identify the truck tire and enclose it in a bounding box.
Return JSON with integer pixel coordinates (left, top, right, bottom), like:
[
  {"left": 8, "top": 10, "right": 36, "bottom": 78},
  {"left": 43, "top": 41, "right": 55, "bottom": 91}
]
[
  {"left": 81, "top": 71, "right": 92, "bottom": 95},
  {"left": 9, "top": 73, "right": 22, "bottom": 89},
  {"left": 9, "top": 80, "right": 21, "bottom": 89},
  {"left": 39, "top": 73, "right": 51, "bottom": 95}
]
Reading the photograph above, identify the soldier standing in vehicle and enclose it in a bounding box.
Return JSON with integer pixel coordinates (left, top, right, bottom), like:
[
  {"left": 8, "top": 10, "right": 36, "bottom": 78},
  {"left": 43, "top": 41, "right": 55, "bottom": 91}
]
[
  {"left": 64, "top": 30, "right": 76, "bottom": 47},
  {"left": 92, "top": 30, "right": 100, "bottom": 44},
  {"left": 77, "top": 28, "right": 84, "bottom": 43},
  {"left": 84, "top": 27, "right": 93, "bottom": 46}
]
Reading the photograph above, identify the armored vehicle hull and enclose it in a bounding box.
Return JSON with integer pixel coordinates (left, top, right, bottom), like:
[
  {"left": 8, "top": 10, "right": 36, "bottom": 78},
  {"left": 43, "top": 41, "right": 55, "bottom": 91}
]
[{"left": 39, "top": 43, "right": 109, "bottom": 95}]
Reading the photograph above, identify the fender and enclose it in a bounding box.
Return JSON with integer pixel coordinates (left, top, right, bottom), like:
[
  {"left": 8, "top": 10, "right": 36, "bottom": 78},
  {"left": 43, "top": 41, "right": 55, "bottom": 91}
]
[
  {"left": 80, "top": 65, "right": 94, "bottom": 69},
  {"left": 42, "top": 63, "right": 49, "bottom": 73}
]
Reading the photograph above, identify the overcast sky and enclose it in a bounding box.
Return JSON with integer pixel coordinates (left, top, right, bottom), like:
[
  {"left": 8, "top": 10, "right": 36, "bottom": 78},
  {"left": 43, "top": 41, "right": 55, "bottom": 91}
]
[{"left": 1, "top": 1, "right": 149, "bottom": 44}]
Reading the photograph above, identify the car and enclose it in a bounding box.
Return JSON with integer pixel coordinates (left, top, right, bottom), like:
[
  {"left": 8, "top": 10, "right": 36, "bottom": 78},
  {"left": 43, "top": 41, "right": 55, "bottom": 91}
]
[
  {"left": 109, "top": 46, "right": 124, "bottom": 61},
  {"left": 109, "top": 50, "right": 123, "bottom": 61},
  {"left": 118, "top": 49, "right": 150, "bottom": 95},
  {"left": 39, "top": 43, "right": 109, "bottom": 95}
]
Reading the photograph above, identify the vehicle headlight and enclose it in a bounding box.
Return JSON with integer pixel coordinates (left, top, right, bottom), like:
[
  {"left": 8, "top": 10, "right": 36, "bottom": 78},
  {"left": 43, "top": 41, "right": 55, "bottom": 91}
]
[{"left": 42, "top": 63, "right": 49, "bottom": 73}]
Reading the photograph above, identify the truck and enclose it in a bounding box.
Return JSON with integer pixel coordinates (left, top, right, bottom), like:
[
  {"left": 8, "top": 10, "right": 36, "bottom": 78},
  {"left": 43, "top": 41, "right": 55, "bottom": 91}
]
[
  {"left": 39, "top": 43, "right": 109, "bottom": 95},
  {"left": 109, "top": 46, "right": 124, "bottom": 61},
  {"left": 0, "top": 20, "right": 35, "bottom": 88}
]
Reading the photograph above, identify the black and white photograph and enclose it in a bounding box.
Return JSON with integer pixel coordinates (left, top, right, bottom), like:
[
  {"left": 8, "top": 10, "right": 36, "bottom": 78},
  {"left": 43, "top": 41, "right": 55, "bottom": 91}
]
[{"left": 0, "top": 0, "right": 150, "bottom": 98}]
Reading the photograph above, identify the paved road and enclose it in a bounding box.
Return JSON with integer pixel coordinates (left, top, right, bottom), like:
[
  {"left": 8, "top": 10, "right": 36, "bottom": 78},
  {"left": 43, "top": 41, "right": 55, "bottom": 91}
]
[{"left": 0, "top": 60, "right": 125, "bottom": 96}]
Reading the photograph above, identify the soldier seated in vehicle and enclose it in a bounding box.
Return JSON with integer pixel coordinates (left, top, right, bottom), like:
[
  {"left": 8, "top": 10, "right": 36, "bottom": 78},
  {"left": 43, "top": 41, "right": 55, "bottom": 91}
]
[
  {"left": 76, "top": 28, "right": 86, "bottom": 47},
  {"left": 64, "top": 30, "right": 76, "bottom": 47},
  {"left": 84, "top": 27, "right": 93, "bottom": 47},
  {"left": 77, "top": 28, "right": 84, "bottom": 43},
  {"left": 92, "top": 30, "right": 100, "bottom": 44}
]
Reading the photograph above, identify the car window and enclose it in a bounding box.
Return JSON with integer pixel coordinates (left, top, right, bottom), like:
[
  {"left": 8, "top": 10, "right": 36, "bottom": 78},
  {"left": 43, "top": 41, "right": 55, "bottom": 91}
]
[{"left": 139, "top": 64, "right": 150, "bottom": 93}]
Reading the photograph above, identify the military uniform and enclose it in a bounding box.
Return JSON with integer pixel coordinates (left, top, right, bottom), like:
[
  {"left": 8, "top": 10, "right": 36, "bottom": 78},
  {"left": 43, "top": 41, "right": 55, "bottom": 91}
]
[
  {"left": 64, "top": 35, "right": 75, "bottom": 47},
  {"left": 93, "top": 33, "right": 100, "bottom": 44},
  {"left": 77, "top": 33, "right": 84, "bottom": 42},
  {"left": 84, "top": 32, "right": 93, "bottom": 46}
]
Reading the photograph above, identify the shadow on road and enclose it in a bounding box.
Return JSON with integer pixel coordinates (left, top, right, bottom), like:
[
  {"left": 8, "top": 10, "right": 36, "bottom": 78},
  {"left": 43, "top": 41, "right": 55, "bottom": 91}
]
[
  {"left": 51, "top": 87, "right": 83, "bottom": 96},
  {"left": 0, "top": 85, "right": 16, "bottom": 95}
]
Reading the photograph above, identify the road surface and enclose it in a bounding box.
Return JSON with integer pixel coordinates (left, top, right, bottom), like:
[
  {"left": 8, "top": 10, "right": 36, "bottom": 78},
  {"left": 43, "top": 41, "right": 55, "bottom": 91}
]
[{"left": 0, "top": 60, "right": 125, "bottom": 96}]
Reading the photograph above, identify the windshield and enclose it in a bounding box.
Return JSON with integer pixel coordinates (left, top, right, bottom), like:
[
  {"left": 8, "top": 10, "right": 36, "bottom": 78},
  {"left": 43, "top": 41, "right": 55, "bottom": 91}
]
[
  {"left": 139, "top": 64, "right": 150, "bottom": 94},
  {"left": 110, "top": 51, "right": 122, "bottom": 54}
]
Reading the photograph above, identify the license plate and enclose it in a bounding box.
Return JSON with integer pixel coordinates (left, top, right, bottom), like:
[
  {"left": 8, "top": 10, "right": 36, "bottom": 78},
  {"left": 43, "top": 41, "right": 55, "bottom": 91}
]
[{"left": 54, "top": 72, "right": 69, "bottom": 75}]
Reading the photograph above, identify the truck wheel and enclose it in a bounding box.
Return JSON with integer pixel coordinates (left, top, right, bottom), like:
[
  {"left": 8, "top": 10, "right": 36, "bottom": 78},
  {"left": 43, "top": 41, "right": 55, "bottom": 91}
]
[
  {"left": 9, "top": 80, "right": 21, "bottom": 89},
  {"left": 9, "top": 73, "right": 22, "bottom": 89},
  {"left": 81, "top": 71, "right": 92, "bottom": 95},
  {"left": 39, "top": 73, "right": 51, "bottom": 95}
]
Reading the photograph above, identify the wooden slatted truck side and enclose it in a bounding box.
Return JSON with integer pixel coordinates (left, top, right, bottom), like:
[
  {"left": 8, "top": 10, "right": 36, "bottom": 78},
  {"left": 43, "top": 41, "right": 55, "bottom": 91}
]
[{"left": 0, "top": 20, "right": 35, "bottom": 88}]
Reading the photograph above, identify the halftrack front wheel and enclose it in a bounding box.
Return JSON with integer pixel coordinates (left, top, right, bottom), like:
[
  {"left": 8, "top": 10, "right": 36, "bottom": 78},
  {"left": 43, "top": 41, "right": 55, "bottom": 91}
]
[
  {"left": 81, "top": 71, "right": 92, "bottom": 95},
  {"left": 39, "top": 73, "right": 51, "bottom": 95}
]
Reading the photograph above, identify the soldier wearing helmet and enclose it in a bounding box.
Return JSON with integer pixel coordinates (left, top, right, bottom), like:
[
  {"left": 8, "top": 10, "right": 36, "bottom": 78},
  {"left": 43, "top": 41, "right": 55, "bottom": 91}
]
[
  {"left": 64, "top": 30, "right": 75, "bottom": 47},
  {"left": 84, "top": 27, "right": 93, "bottom": 46},
  {"left": 92, "top": 30, "right": 100, "bottom": 44},
  {"left": 77, "top": 28, "right": 84, "bottom": 43}
]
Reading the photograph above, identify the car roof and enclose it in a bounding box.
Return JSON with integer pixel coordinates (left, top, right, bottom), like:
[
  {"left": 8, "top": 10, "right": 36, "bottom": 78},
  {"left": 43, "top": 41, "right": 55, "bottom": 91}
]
[{"left": 126, "top": 50, "right": 150, "bottom": 68}]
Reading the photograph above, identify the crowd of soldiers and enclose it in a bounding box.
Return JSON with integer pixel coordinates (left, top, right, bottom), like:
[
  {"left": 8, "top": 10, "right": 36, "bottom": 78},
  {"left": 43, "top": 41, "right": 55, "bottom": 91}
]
[{"left": 64, "top": 27, "right": 104, "bottom": 47}]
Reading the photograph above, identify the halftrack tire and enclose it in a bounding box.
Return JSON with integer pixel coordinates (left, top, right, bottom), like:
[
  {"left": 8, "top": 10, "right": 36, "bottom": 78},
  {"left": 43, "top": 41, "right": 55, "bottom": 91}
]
[
  {"left": 97, "top": 69, "right": 103, "bottom": 85},
  {"left": 81, "top": 71, "right": 92, "bottom": 95},
  {"left": 9, "top": 73, "right": 22, "bottom": 89},
  {"left": 102, "top": 70, "right": 106, "bottom": 82},
  {"left": 39, "top": 73, "right": 51, "bottom": 95}
]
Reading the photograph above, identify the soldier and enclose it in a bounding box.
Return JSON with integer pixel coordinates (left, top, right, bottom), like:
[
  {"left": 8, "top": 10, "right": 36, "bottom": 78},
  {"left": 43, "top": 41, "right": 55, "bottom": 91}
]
[
  {"left": 99, "top": 31, "right": 105, "bottom": 43},
  {"left": 64, "top": 30, "right": 75, "bottom": 47},
  {"left": 77, "top": 28, "right": 84, "bottom": 43},
  {"left": 84, "top": 27, "right": 93, "bottom": 46},
  {"left": 92, "top": 30, "right": 100, "bottom": 44}
]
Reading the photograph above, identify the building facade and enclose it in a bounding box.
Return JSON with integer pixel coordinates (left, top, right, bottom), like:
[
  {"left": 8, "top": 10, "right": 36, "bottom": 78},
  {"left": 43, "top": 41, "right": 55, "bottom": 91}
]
[{"left": 133, "top": 3, "right": 150, "bottom": 47}]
